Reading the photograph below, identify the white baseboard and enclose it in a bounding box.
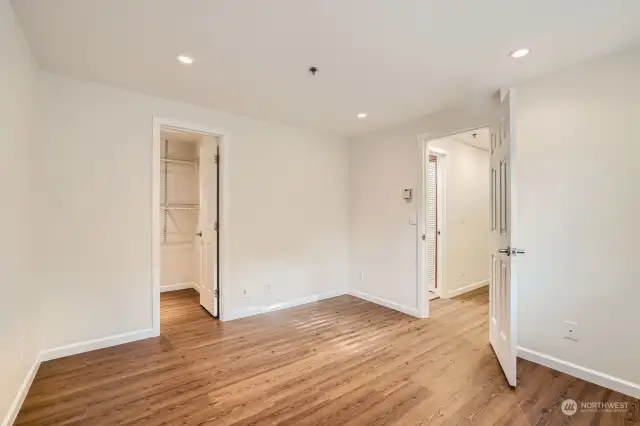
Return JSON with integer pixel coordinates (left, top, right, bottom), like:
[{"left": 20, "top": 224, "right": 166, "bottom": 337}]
[
  {"left": 443, "top": 279, "right": 488, "bottom": 299},
  {"left": 39, "top": 328, "right": 156, "bottom": 362},
  {"left": 224, "top": 290, "right": 345, "bottom": 321},
  {"left": 2, "top": 357, "right": 40, "bottom": 426},
  {"left": 349, "top": 290, "right": 419, "bottom": 317},
  {"left": 3, "top": 328, "right": 157, "bottom": 424},
  {"left": 160, "top": 282, "right": 195, "bottom": 292},
  {"left": 518, "top": 346, "right": 640, "bottom": 399}
]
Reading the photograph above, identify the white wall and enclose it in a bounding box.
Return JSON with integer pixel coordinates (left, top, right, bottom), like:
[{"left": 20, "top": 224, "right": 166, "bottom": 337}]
[
  {"left": 0, "top": 0, "right": 39, "bottom": 423},
  {"left": 516, "top": 47, "right": 640, "bottom": 388},
  {"left": 349, "top": 103, "right": 497, "bottom": 314},
  {"left": 349, "top": 46, "right": 640, "bottom": 393},
  {"left": 429, "top": 136, "right": 490, "bottom": 297},
  {"left": 32, "top": 72, "right": 349, "bottom": 350}
]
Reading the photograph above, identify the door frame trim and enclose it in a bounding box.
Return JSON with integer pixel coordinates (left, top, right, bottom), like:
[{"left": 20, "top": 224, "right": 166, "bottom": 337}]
[
  {"left": 416, "top": 125, "right": 489, "bottom": 318},
  {"left": 152, "top": 117, "right": 230, "bottom": 335}
]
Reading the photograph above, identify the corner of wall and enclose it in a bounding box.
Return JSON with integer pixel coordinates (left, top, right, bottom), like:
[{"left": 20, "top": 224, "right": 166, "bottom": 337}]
[
  {"left": 1, "top": 354, "right": 40, "bottom": 426},
  {"left": 0, "top": 0, "right": 43, "bottom": 423}
]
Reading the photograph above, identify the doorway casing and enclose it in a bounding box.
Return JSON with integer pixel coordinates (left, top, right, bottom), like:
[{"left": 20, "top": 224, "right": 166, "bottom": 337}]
[
  {"left": 152, "top": 117, "right": 230, "bottom": 335},
  {"left": 416, "top": 125, "right": 490, "bottom": 319}
]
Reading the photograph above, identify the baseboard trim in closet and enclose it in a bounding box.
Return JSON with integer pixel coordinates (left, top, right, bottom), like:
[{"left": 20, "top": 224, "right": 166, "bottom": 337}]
[{"left": 160, "top": 282, "right": 196, "bottom": 292}]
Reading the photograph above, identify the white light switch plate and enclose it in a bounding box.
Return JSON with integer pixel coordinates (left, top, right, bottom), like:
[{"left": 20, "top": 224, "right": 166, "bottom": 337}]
[{"left": 409, "top": 211, "right": 417, "bottom": 225}]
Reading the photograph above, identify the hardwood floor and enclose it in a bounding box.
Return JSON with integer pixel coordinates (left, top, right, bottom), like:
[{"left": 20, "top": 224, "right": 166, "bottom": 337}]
[{"left": 16, "top": 288, "right": 638, "bottom": 425}]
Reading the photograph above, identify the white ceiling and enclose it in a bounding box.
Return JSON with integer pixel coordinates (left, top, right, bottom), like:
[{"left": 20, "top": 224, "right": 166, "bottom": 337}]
[
  {"left": 12, "top": 0, "right": 640, "bottom": 137},
  {"left": 450, "top": 128, "right": 491, "bottom": 151}
]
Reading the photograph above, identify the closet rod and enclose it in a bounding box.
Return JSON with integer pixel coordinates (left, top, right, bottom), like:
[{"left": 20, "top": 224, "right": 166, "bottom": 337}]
[
  {"left": 161, "top": 157, "right": 197, "bottom": 165},
  {"left": 161, "top": 203, "right": 199, "bottom": 210}
]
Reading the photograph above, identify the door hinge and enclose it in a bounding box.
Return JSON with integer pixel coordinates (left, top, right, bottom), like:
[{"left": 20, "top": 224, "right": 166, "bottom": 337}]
[
  {"left": 213, "top": 289, "right": 218, "bottom": 297},
  {"left": 214, "top": 221, "right": 218, "bottom": 231},
  {"left": 214, "top": 154, "right": 220, "bottom": 164}
]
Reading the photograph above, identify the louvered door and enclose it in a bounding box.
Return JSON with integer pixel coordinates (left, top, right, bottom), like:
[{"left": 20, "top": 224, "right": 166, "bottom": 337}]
[{"left": 426, "top": 155, "right": 438, "bottom": 293}]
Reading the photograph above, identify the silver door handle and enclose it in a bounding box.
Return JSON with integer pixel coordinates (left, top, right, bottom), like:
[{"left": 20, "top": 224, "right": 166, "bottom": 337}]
[{"left": 498, "top": 247, "right": 525, "bottom": 256}]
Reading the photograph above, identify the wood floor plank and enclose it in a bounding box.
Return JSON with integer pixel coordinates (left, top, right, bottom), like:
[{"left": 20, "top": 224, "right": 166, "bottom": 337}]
[{"left": 15, "top": 288, "right": 639, "bottom": 425}]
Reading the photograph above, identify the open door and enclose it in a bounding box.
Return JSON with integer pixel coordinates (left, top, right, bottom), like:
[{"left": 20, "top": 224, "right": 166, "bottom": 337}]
[
  {"left": 198, "top": 135, "right": 219, "bottom": 317},
  {"left": 489, "top": 90, "right": 522, "bottom": 387}
]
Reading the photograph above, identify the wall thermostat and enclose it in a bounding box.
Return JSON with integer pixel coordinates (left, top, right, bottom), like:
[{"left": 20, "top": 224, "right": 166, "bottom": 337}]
[{"left": 403, "top": 188, "right": 413, "bottom": 202}]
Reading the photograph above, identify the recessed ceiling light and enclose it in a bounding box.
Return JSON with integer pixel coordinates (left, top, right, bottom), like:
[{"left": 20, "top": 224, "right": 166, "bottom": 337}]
[
  {"left": 177, "top": 55, "right": 193, "bottom": 65},
  {"left": 357, "top": 113, "right": 367, "bottom": 119},
  {"left": 509, "top": 48, "right": 530, "bottom": 59}
]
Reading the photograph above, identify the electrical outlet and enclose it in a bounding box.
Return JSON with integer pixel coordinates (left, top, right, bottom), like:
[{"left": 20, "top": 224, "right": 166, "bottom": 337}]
[
  {"left": 265, "top": 283, "right": 272, "bottom": 294},
  {"left": 564, "top": 320, "right": 579, "bottom": 341},
  {"left": 242, "top": 288, "right": 248, "bottom": 298}
]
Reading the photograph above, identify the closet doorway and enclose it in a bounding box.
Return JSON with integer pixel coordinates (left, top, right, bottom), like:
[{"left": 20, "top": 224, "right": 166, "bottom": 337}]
[{"left": 156, "top": 124, "right": 220, "bottom": 324}]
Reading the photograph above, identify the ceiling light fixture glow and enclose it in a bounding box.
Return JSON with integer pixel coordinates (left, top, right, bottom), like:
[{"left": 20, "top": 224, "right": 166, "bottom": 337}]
[
  {"left": 177, "top": 55, "right": 194, "bottom": 65},
  {"left": 357, "top": 113, "right": 367, "bottom": 119},
  {"left": 509, "top": 48, "right": 530, "bottom": 59}
]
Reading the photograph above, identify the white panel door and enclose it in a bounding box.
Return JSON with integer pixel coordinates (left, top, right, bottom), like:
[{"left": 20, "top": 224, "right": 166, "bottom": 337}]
[
  {"left": 489, "top": 90, "right": 521, "bottom": 387},
  {"left": 198, "top": 135, "right": 218, "bottom": 317}
]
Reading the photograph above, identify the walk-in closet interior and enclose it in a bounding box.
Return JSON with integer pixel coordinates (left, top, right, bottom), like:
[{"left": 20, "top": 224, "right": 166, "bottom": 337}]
[{"left": 160, "top": 130, "right": 201, "bottom": 294}]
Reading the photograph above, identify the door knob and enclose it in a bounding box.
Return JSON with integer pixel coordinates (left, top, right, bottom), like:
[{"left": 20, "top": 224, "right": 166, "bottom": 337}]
[
  {"left": 421, "top": 234, "right": 426, "bottom": 241},
  {"left": 498, "top": 247, "right": 526, "bottom": 256},
  {"left": 196, "top": 231, "right": 203, "bottom": 237},
  {"left": 511, "top": 248, "right": 525, "bottom": 256}
]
